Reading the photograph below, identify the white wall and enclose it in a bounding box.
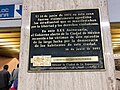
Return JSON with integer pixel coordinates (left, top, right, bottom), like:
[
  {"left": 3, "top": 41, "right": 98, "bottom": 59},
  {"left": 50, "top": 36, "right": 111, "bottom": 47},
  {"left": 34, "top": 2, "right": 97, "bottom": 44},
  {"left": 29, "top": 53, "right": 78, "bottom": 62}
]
[
  {"left": 108, "top": 0, "right": 120, "bottom": 22},
  {"left": 0, "top": 0, "right": 22, "bottom": 5}
]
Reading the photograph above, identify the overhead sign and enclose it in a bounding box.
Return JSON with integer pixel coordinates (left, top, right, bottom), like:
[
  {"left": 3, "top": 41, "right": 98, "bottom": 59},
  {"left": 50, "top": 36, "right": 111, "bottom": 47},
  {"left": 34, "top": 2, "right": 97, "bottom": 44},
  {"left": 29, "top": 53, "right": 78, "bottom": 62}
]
[{"left": 0, "top": 4, "right": 22, "bottom": 19}]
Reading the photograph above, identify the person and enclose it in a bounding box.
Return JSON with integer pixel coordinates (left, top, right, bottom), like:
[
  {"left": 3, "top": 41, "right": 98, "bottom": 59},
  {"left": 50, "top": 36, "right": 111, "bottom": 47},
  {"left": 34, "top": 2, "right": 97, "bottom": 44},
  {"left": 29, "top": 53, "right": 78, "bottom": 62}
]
[
  {"left": 0, "top": 65, "right": 10, "bottom": 90},
  {"left": 9, "top": 69, "right": 15, "bottom": 88},
  {"left": 9, "top": 64, "right": 19, "bottom": 85},
  {"left": 9, "top": 64, "right": 19, "bottom": 90}
]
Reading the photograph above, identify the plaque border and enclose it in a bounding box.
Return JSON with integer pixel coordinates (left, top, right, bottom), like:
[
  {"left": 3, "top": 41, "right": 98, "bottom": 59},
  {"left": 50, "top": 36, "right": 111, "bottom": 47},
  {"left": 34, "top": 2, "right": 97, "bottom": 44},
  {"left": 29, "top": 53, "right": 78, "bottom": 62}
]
[{"left": 28, "top": 8, "right": 106, "bottom": 72}]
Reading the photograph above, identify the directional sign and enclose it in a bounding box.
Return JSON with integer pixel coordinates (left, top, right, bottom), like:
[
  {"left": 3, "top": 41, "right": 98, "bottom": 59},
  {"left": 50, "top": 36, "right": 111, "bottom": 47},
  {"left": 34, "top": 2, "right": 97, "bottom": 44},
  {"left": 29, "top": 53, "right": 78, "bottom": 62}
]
[
  {"left": 0, "top": 4, "right": 22, "bottom": 19},
  {"left": 16, "top": 5, "right": 22, "bottom": 16},
  {"left": 14, "top": 5, "right": 22, "bottom": 18}
]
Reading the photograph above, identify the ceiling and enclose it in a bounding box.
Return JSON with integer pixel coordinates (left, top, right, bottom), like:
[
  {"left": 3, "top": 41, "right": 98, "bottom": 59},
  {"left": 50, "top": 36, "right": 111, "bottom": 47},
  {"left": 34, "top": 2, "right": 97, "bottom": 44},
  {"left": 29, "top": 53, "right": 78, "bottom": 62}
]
[
  {"left": 0, "top": 27, "right": 20, "bottom": 58},
  {"left": 111, "top": 23, "right": 120, "bottom": 54},
  {"left": 0, "top": 23, "right": 120, "bottom": 58}
]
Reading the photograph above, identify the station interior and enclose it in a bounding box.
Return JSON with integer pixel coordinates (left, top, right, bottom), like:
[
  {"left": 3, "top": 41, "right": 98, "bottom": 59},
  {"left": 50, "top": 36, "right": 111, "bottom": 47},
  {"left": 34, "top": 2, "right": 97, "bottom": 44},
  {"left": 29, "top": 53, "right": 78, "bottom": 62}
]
[{"left": 0, "top": 0, "right": 120, "bottom": 90}]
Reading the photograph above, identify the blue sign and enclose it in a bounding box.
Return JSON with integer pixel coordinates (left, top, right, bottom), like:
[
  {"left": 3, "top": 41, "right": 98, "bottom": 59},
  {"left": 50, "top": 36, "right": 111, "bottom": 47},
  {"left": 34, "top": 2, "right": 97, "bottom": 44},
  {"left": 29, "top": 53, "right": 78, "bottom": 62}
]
[
  {"left": 0, "top": 4, "right": 22, "bottom": 19},
  {"left": 0, "top": 4, "right": 14, "bottom": 18}
]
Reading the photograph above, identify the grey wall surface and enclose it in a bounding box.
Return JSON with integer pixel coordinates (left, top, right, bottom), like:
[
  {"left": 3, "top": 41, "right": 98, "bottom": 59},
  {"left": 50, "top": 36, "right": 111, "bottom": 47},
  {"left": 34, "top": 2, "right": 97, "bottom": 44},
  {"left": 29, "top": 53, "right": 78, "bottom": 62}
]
[
  {"left": 0, "top": 0, "right": 22, "bottom": 5},
  {"left": 108, "top": 0, "right": 120, "bottom": 22}
]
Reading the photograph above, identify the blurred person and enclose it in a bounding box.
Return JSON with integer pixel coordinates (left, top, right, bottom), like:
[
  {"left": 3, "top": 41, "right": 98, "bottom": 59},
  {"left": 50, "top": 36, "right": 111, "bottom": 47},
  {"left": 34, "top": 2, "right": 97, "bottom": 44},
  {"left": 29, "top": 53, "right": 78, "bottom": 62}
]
[
  {"left": 0, "top": 65, "right": 10, "bottom": 90},
  {"left": 9, "top": 64, "right": 19, "bottom": 87},
  {"left": 9, "top": 69, "right": 15, "bottom": 88}
]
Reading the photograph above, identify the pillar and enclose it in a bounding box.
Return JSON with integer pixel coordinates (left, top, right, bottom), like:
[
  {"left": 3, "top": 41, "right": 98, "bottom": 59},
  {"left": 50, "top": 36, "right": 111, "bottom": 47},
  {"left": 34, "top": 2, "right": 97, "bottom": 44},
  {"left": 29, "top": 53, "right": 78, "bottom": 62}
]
[{"left": 19, "top": 0, "right": 116, "bottom": 90}]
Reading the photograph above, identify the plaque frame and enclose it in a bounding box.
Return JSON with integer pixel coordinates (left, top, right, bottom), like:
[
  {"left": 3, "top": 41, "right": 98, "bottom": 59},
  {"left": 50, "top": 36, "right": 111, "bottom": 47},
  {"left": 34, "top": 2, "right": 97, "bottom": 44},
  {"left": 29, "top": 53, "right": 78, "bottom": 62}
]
[{"left": 28, "top": 8, "right": 105, "bottom": 72}]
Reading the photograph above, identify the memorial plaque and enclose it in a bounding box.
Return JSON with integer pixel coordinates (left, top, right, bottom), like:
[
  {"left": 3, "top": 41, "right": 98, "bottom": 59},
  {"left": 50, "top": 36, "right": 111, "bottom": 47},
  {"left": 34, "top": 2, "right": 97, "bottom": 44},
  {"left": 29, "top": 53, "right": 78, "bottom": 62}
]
[{"left": 28, "top": 8, "right": 105, "bottom": 72}]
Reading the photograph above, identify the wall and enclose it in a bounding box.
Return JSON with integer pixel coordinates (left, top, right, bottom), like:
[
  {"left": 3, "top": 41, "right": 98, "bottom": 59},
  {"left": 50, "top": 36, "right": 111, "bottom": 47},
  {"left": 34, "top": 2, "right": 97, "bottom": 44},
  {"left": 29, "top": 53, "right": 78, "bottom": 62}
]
[
  {"left": 0, "top": 0, "right": 22, "bottom": 5},
  {"left": 108, "top": 0, "right": 120, "bottom": 22},
  {"left": 0, "top": 57, "right": 19, "bottom": 73},
  {"left": 19, "top": 0, "right": 116, "bottom": 90}
]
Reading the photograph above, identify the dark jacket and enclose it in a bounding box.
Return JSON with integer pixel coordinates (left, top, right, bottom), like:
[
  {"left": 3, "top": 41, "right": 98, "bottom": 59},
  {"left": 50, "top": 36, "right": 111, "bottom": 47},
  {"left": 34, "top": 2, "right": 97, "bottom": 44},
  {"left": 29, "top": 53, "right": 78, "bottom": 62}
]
[{"left": 0, "top": 69, "right": 10, "bottom": 89}]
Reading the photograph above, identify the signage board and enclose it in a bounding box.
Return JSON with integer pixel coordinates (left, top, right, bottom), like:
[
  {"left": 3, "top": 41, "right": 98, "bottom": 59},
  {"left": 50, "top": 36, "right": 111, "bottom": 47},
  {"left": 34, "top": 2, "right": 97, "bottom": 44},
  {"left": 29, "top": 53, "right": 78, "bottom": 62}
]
[
  {"left": 0, "top": 4, "right": 22, "bottom": 19},
  {"left": 28, "top": 9, "right": 105, "bottom": 72}
]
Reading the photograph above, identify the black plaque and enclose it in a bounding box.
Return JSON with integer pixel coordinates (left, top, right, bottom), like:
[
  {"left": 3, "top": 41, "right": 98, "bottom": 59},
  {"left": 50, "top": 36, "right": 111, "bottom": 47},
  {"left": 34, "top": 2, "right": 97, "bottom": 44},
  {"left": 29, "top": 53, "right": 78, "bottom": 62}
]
[{"left": 28, "top": 9, "right": 105, "bottom": 72}]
